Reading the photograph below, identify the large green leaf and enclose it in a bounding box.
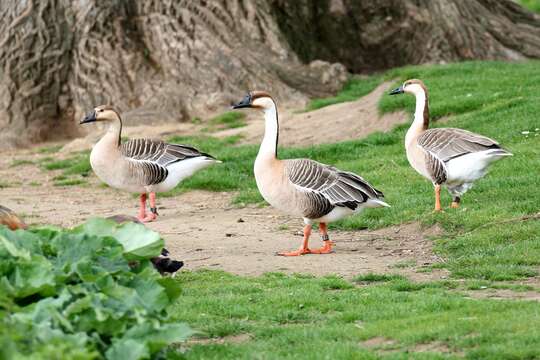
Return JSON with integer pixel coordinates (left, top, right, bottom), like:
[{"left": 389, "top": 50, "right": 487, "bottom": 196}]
[
  {"left": 105, "top": 339, "right": 149, "bottom": 360},
  {"left": 75, "top": 218, "right": 163, "bottom": 259}
]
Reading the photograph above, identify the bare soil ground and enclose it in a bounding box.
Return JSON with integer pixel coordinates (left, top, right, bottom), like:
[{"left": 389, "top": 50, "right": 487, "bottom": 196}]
[{"left": 0, "top": 84, "right": 445, "bottom": 280}]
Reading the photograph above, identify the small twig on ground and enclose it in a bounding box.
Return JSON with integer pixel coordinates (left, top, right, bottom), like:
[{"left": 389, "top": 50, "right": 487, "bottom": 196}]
[{"left": 452, "top": 212, "right": 540, "bottom": 239}]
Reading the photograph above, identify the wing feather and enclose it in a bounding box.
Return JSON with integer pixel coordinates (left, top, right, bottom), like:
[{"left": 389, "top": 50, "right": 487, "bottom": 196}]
[
  {"left": 285, "top": 159, "right": 385, "bottom": 213},
  {"left": 418, "top": 128, "right": 504, "bottom": 162},
  {"left": 120, "top": 138, "right": 215, "bottom": 186}
]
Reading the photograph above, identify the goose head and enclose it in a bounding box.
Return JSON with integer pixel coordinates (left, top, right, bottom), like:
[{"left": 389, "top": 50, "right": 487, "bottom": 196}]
[
  {"left": 389, "top": 79, "right": 427, "bottom": 96},
  {"left": 232, "top": 91, "right": 275, "bottom": 111},
  {"left": 80, "top": 105, "right": 121, "bottom": 125}
]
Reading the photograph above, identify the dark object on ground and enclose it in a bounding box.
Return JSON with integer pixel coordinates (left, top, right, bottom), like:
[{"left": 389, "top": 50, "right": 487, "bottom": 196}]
[
  {"left": 151, "top": 250, "right": 184, "bottom": 276},
  {"left": 0, "top": 205, "right": 27, "bottom": 230},
  {"left": 106, "top": 215, "right": 184, "bottom": 276}
]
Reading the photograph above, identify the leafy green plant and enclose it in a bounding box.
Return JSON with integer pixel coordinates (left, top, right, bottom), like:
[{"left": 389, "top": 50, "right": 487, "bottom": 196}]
[{"left": 0, "top": 218, "right": 192, "bottom": 359}]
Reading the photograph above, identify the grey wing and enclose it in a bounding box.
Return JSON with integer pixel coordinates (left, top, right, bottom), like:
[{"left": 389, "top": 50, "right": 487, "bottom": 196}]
[
  {"left": 120, "top": 139, "right": 212, "bottom": 185},
  {"left": 121, "top": 138, "right": 212, "bottom": 167},
  {"left": 285, "top": 159, "right": 384, "bottom": 216},
  {"left": 423, "top": 149, "right": 447, "bottom": 184},
  {"left": 418, "top": 128, "right": 502, "bottom": 162}
]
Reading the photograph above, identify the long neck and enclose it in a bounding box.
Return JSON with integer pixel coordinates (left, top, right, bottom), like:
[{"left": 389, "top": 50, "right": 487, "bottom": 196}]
[
  {"left": 405, "top": 89, "right": 429, "bottom": 145},
  {"left": 99, "top": 118, "right": 123, "bottom": 149},
  {"left": 258, "top": 104, "right": 279, "bottom": 159}
]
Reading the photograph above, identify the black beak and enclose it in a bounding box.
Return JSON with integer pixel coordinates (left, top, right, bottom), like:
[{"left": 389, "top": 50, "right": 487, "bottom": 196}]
[
  {"left": 389, "top": 86, "right": 404, "bottom": 96},
  {"left": 80, "top": 110, "right": 96, "bottom": 124},
  {"left": 231, "top": 93, "right": 252, "bottom": 109}
]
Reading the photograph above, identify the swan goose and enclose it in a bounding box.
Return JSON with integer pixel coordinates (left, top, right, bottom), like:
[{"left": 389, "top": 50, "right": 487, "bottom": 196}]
[
  {"left": 81, "top": 105, "right": 220, "bottom": 222},
  {"left": 389, "top": 79, "right": 512, "bottom": 211},
  {"left": 232, "top": 91, "right": 389, "bottom": 256}
]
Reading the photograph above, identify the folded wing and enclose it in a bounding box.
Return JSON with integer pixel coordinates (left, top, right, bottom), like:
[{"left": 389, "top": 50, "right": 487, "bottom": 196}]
[
  {"left": 418, "top": 128, "right": 503, "bottom": 162},
  {"left": 120, "top": 139, "right": 213, "bottom": 185},
  {"left": 285, "top": 158, "right": 384, "bottom": 212}
]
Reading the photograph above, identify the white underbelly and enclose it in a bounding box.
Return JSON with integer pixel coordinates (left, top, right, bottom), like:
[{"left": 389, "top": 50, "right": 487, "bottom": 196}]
[
  {"left": 148, "top": 157, "right": 216, "bottom": 193},
  {"left": 445, "top": 150, "right": 505, "bottom": 186},
  {"left": 314, "top": 197, "right": 388, "bottom": 223},
  {"left": 315, "top": 206, "right": 357, "bottom": 223}
]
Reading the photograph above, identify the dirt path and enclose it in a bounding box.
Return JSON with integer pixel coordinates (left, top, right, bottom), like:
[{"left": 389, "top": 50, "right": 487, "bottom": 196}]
[
  {"left": 0, "top": 178, "right": 445, "bottom": 280},
  {"left": 215, "top": 81, "right": 408, "bottom": 147}
]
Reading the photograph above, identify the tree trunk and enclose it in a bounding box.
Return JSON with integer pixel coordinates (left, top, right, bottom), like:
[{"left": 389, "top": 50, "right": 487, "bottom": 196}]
[
  {"left": 0, "top": 0, "right": 539, "bottom": 148},
  {"left": 271, "top": 0, "right": 540, "bottom": 73}
]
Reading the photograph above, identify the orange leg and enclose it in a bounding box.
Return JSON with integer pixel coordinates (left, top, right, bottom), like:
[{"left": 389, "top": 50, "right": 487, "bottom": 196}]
[
  {"left": 138, "top": 192, "right": 158, "bottom": 222},
  {"left": 434, "top": 184, "right": 442, "bottom": 212},
  {"left": 137, "top": 193, "right": 147, "bottom": 221},
  {"left": 277, "top": 224, "right": 312, "bottom": 256},
  {"left": 309, "top": 222, "right": 333, "bottom": 254}
]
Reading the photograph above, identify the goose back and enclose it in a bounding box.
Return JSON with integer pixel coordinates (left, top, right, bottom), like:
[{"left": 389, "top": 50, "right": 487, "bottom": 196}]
[
  {"left": 418, "top": 128, "right": 504, "bottom": 162},
  {"left": 284, "top": 159, "right": 385, "bottom": 219},
  {"left": 120, "top": 139, "right": 214, "bottom": 186}
]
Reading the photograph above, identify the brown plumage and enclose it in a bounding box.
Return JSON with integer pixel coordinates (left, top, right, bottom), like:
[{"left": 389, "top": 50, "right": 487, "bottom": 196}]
[{"left": 0, "top": 206, "right": 27, "bottom": 230}]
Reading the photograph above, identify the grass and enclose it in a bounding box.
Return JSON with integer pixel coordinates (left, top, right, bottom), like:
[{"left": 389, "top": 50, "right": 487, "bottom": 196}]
[
  {"left": 40, "top": 151, "right": 92, "bottom": 187},
  {"left": 53, "top": 179, "right": 87, "bottom": 187},
  {"left": 166, "top": 60, "right": 540, "bottom": 281},
  {"left": 305, "top": 75, "right": 383, "bottom": 111},
  {"left": 36, "top": 144, "right": 62, "bottom": 154},
  {"left": 10, "top": 159, "right": 34, "bottom": 167},
  {"left": 205, "top": 111, "right": 247, "bottom": 131},
  {"left": 165, "top": 270, "right": 540, "bottom": 359},
  {"left": 41, "top": 151, "right": 91, "bottom": 176},
  {"left": 519, "top": 0, "right": 540, "bottom": 12}
]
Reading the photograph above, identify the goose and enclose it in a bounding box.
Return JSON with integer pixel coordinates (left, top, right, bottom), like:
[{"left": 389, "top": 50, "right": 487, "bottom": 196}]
[
  {"left": 0, "top": 205, "right": 27, "bottom": 230},
  {"left": 232, "top": 91, "right": 389, "bottom": 256},
  {"left": 81, "top": 105, "right": 220, "bottom": 222},
  {"left": 389, "top": 79, "right": 512, "bottom": 211}
]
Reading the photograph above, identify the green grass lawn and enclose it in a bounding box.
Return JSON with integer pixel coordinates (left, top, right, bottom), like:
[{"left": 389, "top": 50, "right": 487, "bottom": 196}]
[
  {"left": 165, "top": 271, "right": 540, "bottom": 359},
  {"left": 519, "top": 0, "right": 540, "bottom": 12}
]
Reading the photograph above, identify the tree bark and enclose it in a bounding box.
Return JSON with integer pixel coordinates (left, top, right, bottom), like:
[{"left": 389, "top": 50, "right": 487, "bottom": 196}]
[
  {"left": 271, "top": 0, "right": 540, "bottom": 73},
  {"left": 0, "top": 0, "right": 539, "bottom": 148}
]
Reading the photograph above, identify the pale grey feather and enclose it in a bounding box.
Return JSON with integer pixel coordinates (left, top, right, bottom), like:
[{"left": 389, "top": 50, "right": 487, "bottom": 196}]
[{"left": 418, "top": 128, "right": 507, "bottom": 162}]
